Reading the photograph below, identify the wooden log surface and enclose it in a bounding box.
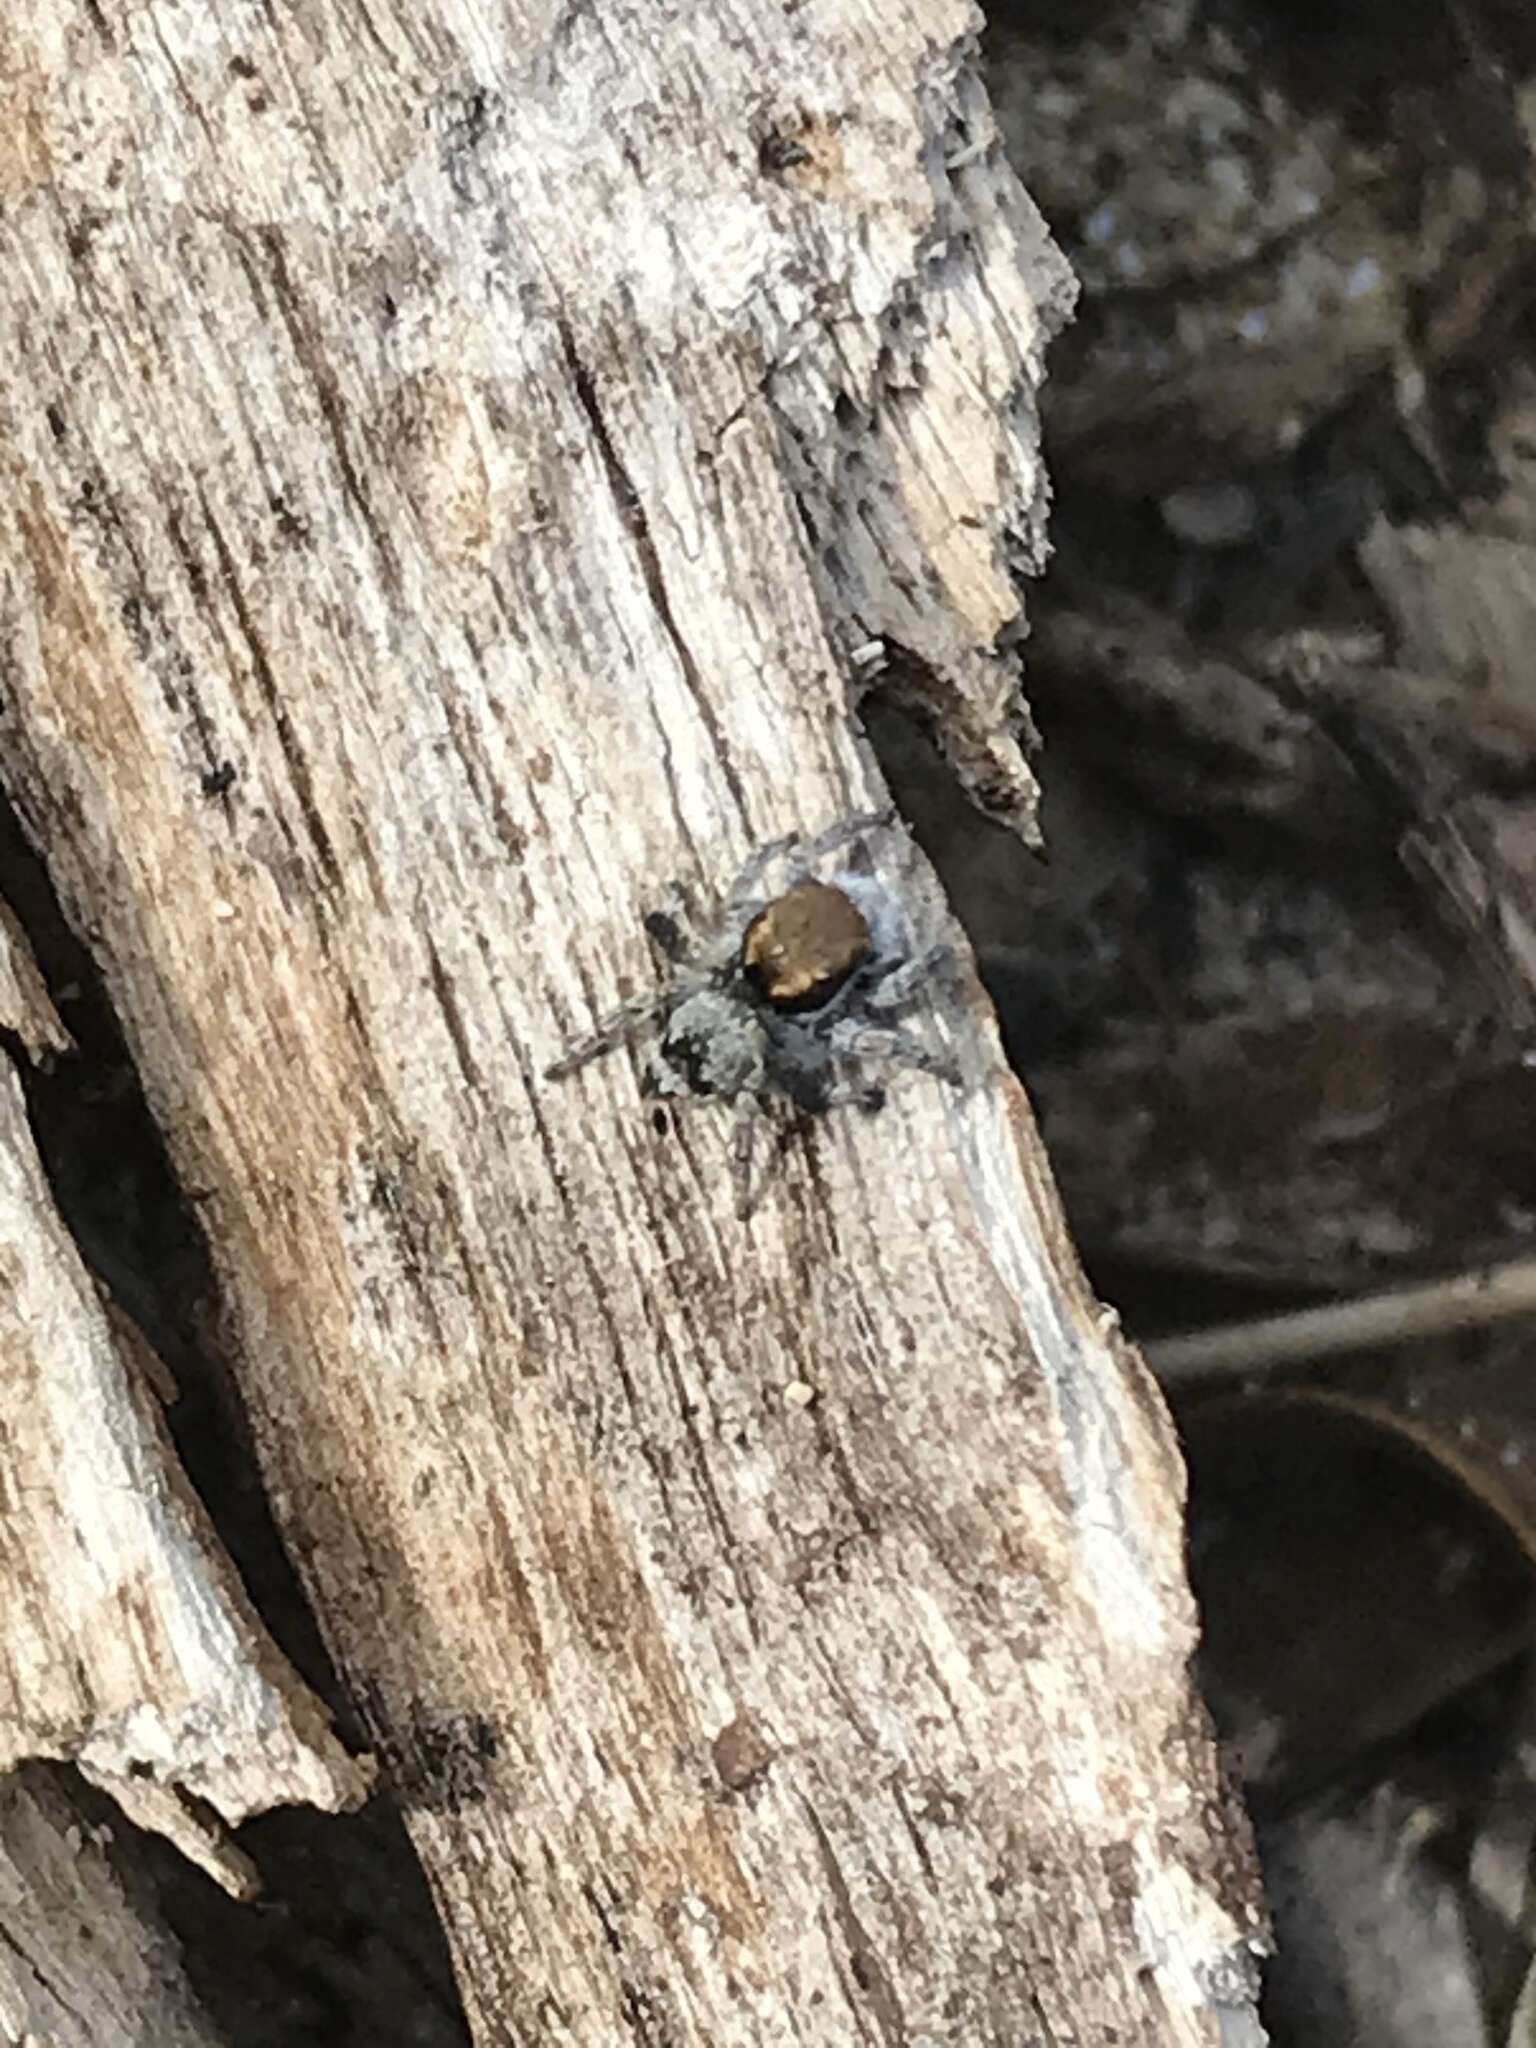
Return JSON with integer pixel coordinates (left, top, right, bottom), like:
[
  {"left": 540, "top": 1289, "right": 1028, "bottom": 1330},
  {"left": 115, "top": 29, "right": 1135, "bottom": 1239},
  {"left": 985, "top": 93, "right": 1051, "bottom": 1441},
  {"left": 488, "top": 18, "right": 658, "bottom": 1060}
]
[
  {"left": 0, "top": 0, "right": 1263, "bottom": 2039},
  {"left": 0, "top": 1763, "right": 224, "bottom": 2048},
  {"left": 0, "top": 912, "right": 369, "bottom": 1903}
]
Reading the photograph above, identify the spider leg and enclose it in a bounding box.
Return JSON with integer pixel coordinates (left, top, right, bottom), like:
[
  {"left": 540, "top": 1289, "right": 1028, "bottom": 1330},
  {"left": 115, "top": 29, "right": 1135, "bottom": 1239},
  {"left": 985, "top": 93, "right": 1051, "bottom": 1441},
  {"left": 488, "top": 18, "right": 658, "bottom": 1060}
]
[
  {"left": 814, "top": 1075, "right": 888, "bottom": 1112},
  {"left": 861, "top": 941, "right": 952, "bottom": 1014},
  {"left": 790, "top": 807, "right": 897, "bottom": 870},
  {"left": 719, "top": 808, "right": 897, "bottom": 923},
  {"left": 643, "top": 880, "right": 703, "bottom": 964},
  {"left": 544, "top": 988, "right": 669, "bottom": 1079},
  {"left": 824, "top": 1015, "right": 960, "bottom": 1086},
  {"left": 719, "top": 832, "right": 801, "bottom": 925}
]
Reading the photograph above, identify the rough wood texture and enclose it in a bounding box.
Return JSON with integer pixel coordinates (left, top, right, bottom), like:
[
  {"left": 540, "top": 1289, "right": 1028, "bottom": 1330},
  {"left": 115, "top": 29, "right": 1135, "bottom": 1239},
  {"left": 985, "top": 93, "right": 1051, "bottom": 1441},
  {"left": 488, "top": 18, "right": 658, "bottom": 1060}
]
[
  {"left": 0, "top": 913, "right": 371, "bottom": 1896},
  {"left": 0, "top": 1763, "right": 221, "bottom": 2048},
  {"left": 0, "top": 1, "right": 1260, "bottom": 2040}
]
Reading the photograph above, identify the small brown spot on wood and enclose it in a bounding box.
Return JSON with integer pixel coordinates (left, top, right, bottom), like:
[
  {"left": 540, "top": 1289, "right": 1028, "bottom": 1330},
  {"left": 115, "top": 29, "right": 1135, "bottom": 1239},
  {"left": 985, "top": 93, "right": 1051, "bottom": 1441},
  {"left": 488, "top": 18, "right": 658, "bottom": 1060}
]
[
  {"left": 757, "top": 112, "right": 848, "bottom": 198},
  {"left": 386, "top": 370, "right": 492, "bottom": 571},
  {"left": 711, "top": 1713, "right": 775, "bottom": 1794},
  {"left": 743, "top": 879, "right": 869, "bottom": 1010},
  {"left": 0, "top": 41, "right": 54, "bottom": 208},
  {"left": 527, "top": 750, "right": 553, "bottom": 784}
]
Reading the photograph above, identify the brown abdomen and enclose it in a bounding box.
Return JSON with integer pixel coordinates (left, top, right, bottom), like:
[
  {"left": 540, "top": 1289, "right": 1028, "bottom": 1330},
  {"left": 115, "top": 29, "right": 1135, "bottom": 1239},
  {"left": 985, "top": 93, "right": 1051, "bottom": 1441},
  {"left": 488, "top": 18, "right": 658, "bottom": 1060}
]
[{"left": 742, "top": 880, "right": 871, "bottom": 1011}]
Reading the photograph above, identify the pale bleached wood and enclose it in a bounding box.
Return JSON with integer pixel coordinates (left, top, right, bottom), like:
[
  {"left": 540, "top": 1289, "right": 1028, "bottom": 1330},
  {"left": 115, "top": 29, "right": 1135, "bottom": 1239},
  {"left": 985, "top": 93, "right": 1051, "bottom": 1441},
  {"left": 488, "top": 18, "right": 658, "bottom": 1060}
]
[
  {"left": 0, "top": 1, "right": 1261, "bottom": 2040},
  {"left": 0, "top": 1764, "right": 221, "bottom": 2048},
  {"left": 0, "top": 976, "right": 371, "bottom": 1894},
  {"left": 0, "top": 897, "right": 72, "bottom": 1063}
]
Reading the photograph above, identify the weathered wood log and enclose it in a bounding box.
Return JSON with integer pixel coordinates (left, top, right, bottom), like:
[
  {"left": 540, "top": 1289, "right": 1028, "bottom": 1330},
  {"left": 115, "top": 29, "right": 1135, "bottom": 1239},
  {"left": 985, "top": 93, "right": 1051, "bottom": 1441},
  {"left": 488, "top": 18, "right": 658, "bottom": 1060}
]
[
  {"left": 0, "top": 1763, "right": 224, "bottom": 2048},
  {"left": 0, "top": 909, "right": 369, "bottom": 1911},
  {"left": 0, "top": 0, "right": 1262, "bottom": 2039}
]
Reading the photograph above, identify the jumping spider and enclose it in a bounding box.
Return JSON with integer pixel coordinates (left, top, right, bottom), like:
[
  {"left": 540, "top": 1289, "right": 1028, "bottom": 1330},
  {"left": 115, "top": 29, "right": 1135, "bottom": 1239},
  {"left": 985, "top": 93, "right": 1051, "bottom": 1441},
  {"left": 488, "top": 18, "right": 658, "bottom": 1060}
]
[{"left": 546, "top": 810, "right": 960, "bottom": 1215}]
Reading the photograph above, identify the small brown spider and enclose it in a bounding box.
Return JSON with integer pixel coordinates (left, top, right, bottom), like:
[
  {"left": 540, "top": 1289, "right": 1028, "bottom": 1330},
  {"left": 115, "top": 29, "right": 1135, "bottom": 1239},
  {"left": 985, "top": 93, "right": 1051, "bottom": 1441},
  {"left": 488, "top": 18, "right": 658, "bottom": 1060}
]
[{"left": 546, "top": 810, "right": 960, "bottom": 1215}]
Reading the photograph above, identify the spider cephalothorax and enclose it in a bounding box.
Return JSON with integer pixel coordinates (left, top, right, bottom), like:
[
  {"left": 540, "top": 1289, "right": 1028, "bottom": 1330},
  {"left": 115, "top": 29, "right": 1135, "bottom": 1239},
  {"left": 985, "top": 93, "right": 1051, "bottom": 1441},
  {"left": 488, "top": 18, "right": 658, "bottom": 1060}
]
[{"left": 546, "top": 810, "right": 959, "bottom": 1213}]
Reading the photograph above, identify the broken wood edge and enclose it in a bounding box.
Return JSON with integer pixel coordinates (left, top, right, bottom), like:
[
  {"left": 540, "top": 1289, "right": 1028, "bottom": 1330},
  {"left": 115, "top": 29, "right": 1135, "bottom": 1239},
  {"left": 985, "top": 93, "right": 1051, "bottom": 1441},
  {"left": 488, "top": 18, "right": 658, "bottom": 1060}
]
[{"left": 0, "top": 937, "right": 374, "bottom": 1892}]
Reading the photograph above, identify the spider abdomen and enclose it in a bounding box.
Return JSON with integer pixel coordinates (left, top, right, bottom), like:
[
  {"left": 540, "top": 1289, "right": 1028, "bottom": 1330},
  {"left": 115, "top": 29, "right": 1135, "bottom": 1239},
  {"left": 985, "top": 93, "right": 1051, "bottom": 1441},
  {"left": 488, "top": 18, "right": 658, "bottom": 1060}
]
[{"left": 741, "top": 879, "right": 871, "bottom": 1013}]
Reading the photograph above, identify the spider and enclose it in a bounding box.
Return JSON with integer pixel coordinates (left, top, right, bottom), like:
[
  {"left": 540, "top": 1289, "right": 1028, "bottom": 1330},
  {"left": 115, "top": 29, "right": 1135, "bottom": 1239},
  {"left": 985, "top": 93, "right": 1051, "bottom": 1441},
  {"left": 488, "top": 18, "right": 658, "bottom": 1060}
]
[{"left": 545, "top": 810, "right": 961, "bottom": 1215}]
